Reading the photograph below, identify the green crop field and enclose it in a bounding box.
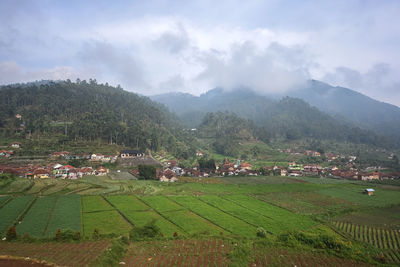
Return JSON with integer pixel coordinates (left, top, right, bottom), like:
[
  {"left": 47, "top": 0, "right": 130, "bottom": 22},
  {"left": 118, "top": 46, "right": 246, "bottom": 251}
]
[
  {"left": 318, "top": 185, "right": 400, "bottom": 207},
  {"left": 106, "top": 195, "right": 150, "bottom": 211},
  {"left": 45, "top": 195, "right": 82, "bottom": 237},
  {"left": 17, "top": 196, "right": 57, "bottom": 237},
  {"left": 220, "top": 194, "right": 317, "bottom": 233},
  {"left": 169, "top": 195, "right": 257, "bottom": 236},
  {"left": 141, "top": 195, "right": 227, "bottom": 236},
  {"left": 82, "top": 210, "right": 132, "bottom": 236},
  {"left": 0, "top": 195, "right": 34, "bottom": 235},
  {"left": 0, "top": 196, "right": 10, "bottom": 207},
  {"left": 82, "top": 195, "right": 114, "bottom": 212},
  {"left": 107, "top": 195, "right": 183, "bottom": 237}
]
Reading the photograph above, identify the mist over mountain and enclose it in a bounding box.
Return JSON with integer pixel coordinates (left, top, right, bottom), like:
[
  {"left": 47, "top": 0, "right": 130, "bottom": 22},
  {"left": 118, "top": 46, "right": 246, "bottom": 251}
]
[{"left": 151, "top": 80, "right": 399, "bottom": 148}]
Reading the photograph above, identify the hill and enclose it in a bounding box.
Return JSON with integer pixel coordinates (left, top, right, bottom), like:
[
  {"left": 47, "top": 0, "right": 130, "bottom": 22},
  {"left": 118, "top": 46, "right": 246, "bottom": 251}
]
[
  {"left": 0, "top": 80, "right": 192, "bottom": 157},
  {"left": 151, "top": 88, "right": 395, "bottom": 148},
  {"left": 288, "top": 80, "right": 400, "bottom": 138}
]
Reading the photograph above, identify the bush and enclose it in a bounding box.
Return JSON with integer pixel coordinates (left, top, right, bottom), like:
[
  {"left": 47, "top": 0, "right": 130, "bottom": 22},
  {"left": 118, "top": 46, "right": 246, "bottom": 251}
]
[
  {"left": 129, "top": 220, "right": 162, "bottom": 241},
  {"left": 54, "top": 229, "right": 78, "bottom": 241},
  {"left": 6, "top": 226, "right": 17, "bottom": 241},
  {"left": 256, "top": 227, "right": 267, "bottom": 238},
  {"left": 92, "top": 228, "right": 100, "bottom": 240}
]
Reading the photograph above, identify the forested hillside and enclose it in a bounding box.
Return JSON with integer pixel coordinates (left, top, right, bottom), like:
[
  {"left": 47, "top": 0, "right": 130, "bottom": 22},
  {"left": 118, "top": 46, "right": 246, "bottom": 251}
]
[
  {"left": 0, "top": 80, "right": 193, "bottom": 157},
  {"left": 152, "top": 89, "right": 396, "bottom": 148},
  {"left": 197, "top": 112, "right": 270, "bottom": 156}
]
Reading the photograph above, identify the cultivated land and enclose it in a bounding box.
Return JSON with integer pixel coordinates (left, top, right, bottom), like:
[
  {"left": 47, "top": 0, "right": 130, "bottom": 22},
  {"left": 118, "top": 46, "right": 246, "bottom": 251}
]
[{"left": 0, "top": 175, "right": 399, "bottom": 266}]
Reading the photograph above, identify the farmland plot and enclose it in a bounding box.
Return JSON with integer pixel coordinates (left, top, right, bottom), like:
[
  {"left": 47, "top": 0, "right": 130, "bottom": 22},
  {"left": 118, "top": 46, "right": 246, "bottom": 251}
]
[
  {"left": 0, "top": 196, "right": 10, "bottom": 207},
  {"left": 169, "top": 195, "right": 257, "bottom": 236},
  {"left": 17, "top": 196, "right": 57, "bottom": 237},
  {"left": 107, "top": 195, "right": 182, "bottom": 237},
  {"left": 0, "top": 240, "right": 110, "bottom": 267},
  {"left": 123, "top": 239, "right": 231, "bottom": 267},
  {"left": 82, "top": 195, "right": 131, "bottom": 236},
  {"left": 45, "top": 195, "right": 81, "bottom": 237},
  {"left": 333, "top": 221, "right": 400, "bottom": 250},
  {"left": 251, "top": 247, "right": 372, "bottom": 267},
  {"left": 319, "top": 186, "right": 400, "bottom": 207},
  {"left": 0, "top": 195, "right": 34, "bottom": 235},
  {"left": 83, "top": 210, "right": 132, "bottom": 236},
  {"left": 142, "top": 195, "right": 227, "bottom": 236},
  {"left": 224, "top": 194, "right": 316, "bottom": 233}
]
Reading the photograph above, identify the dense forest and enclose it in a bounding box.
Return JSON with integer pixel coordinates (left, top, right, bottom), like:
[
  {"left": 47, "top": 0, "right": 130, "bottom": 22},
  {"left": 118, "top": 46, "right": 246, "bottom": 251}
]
[
  {"left": 0, "top": 80, "right": 194, "bottom": 157},
  {"left": 152, "top": 89, "right": 396, "bottom": 148},
  {"left": 197, "top": 111, "right": 270, "bottom": 156}
]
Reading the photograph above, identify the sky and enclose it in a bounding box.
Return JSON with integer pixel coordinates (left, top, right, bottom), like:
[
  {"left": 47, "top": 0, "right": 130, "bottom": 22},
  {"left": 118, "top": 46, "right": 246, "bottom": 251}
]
[{"left": 1, "top": 0, "right": 400, "bottom": 106}]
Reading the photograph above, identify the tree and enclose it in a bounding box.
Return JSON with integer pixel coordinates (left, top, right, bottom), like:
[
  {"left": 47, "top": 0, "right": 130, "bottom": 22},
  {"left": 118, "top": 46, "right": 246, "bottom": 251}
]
[{"left": 138, "top": 165, "right": 156, "bottom": 180}]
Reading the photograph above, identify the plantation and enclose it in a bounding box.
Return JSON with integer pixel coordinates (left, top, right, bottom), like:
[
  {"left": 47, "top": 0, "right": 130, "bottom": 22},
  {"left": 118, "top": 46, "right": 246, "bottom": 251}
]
[
  {"left": 0, "top": 175, "right": 399, "bottom": 266},
  {"left": 0, "top": 195, "right": 34, "bottom": 235},
  {"left": 45, "top": 195, "right": 81, "bottom": 237},
  {"left": 169, "top": 195, "right": 257, "bottom": 236},
  {"left": 16, "top": 196, "right": 57, "bottom": 237}
]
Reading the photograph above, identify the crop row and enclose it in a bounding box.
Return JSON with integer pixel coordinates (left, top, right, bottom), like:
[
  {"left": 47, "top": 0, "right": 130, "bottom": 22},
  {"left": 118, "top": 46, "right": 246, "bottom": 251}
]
[
  {"left": 0, "top": 195, "right": 34, "bottom": 236},
  {"left": 123, "top": 239, "right": 231, "bottom": 267},
  {"left": 334, "top": 221, "right": 400, "bottom": 250},
  {"left": 251, "top": 248, "right": 371, "bottom": 267},
  {"left": 222, "top": 194, "right": 317, "bottom": 233},
  {"left": 15, "top": 195, "right": 82, "bottom": 238},
  {"left": 169, "top": 195, "right": 257, "bottom": 236},
  {"left": 139, "top": 195, "right": 227, "bottom": 236},
  {"left": 0, "top": 240, "right": 110, "bottom": 267},
  {"left": 382, "top": 249, "right": 400, "bottom": 265}
]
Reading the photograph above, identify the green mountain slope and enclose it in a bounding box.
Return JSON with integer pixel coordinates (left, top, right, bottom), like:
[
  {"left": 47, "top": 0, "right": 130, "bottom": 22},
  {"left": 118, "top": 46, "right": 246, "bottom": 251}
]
[
  {"left": 151, "top": 88, "right": 396, "bottom": 148},
  {"left": 0, "top": 80, "right": 192, "bottom": 156}
]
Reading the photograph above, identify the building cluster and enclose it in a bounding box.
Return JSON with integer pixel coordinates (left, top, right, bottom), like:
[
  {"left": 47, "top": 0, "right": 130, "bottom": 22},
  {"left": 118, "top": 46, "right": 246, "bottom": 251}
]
[
  {"left": 50, "top": 151, "right": 118, "bottom": 163},
  {"left": 0, "top": 163, "right": 109, "bottom": 179}
]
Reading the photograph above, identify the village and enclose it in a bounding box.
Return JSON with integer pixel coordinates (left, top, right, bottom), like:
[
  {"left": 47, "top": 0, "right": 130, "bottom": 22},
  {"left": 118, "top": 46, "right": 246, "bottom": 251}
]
[{"left": 1, "top": 141, "right": 399, "bottom": 183}]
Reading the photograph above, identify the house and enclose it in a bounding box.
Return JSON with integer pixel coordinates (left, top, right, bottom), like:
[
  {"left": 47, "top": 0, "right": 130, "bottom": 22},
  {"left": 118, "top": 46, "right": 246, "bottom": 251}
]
[
  {"left": 51, "top": 151, "right": 70, "bottom": 158},
  {"left": 11, "top": 142, "right": 21, "bottom": 148},
  {"left": 0, "top": 150, "right": 14, "bottom": 157},
  {"left": 90, "top": 154, "right": 104, "bottom": 161},
  {"left": 33, "top": 168, "right": 50, "bottom": 179},
  {"left": 159, "top": 168, "right": 178, "bottom": 182},
  {"left": 120, "top": 150, "right": 144, "bottom": 158},
  {"left": 96, "top": 166, "right": 108, "bottom": 176},
  {"left": 364, "top": 188, "right": 375, "bottom": 196},
  {"left": 196, "top": 151, "right": 204, "bottom": 157},
  {"left": 280, "top": 169, "right": 287, "bottom": 176},
  {"left": 239, "top": 162, "right": 252, "bottom": 170},
  {"left": 15, "top": 114, "right": 22, "bottom": 119}
]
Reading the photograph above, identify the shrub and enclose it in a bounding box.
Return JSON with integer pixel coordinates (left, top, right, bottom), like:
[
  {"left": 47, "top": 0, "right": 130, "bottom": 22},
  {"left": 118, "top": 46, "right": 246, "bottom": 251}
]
[
  {"left": 6, "top": 226, "right": 17, "bottom": 241},
  {"left": 92, "top": 228, "right": 100, "bottom": 240},
  {"left": 73, "top": 231, "right": 81, "bottom": 241},
  {"left": 173, "top": 232, "right": 178, "bottom": 238},
  {"left": 256, "top": 227, "right": 267, "bottom": 238},
  {"left": 129, "top": 220, "right": 161, "bottom": 241}
]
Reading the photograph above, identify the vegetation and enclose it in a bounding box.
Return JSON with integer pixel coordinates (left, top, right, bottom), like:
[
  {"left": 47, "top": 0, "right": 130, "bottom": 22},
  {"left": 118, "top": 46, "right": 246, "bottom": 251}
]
[
  {"left": 0, "top": 81, "right": 194, "bottom": 158},
  {"left": 138, "top": 164, "right": 156, "bottom": 180}
]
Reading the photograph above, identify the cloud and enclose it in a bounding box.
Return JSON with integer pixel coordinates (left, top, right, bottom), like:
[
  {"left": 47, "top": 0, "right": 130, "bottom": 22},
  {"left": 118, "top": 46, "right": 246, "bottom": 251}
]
[
  {"left": 196, "top": 41, "right": 311, "bottom": 94},
  {"left": 79, "top": 42, "right": 148, "bottom": 90},
  {"left": 323, "top": 63, "right": 400, "bottom": 106},
  {"left": 0, "top": 61, "right": 77, "bottom": 84}
]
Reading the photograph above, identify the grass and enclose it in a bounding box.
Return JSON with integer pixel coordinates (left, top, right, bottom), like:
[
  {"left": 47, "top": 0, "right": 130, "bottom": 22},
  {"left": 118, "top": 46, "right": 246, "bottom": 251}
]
[
  {"left": 0, "top": 195, "right": 34, "bottom": 235},
  {"left": 169, "top": 195, "right": 257, "bottom": 236},
  {"left": 318, "top": 184, "right": 400, "bottom": 207},
  {"left": 45, "top": 195, "right": 82, "bottom": 237},
  {"left": 16, "top": 196, "right": 57, "bottom": 237}
]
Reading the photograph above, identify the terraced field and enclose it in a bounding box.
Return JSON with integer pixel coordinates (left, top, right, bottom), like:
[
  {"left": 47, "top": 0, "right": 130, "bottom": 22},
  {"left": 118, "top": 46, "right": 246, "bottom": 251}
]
[{"left": 0, "top": 195, "right": 35, "bottom": 235}]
